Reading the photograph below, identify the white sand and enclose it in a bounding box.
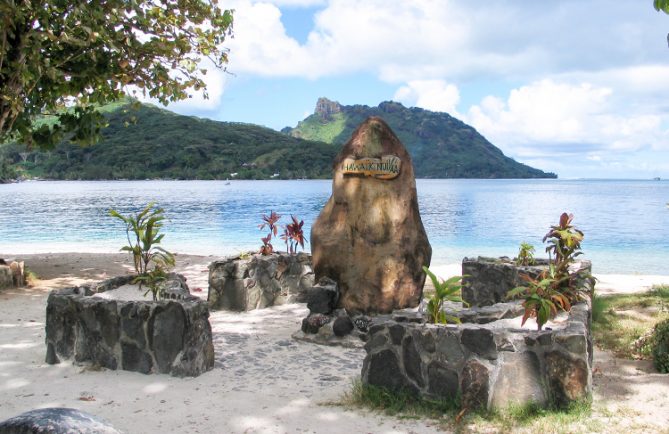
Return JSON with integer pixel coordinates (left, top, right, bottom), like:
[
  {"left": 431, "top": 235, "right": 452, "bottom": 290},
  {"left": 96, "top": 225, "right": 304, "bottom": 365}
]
[
  {"left": 93, "top": 284, "right": 154, "bottom": 301},
  {"left": 483, "top": 311, "right": 569, "bottom": 331},
  {"left": 593, "top": 273, "right": 669, "bottom": 295},
  {"left": 0, "top": 253, "right": 668, "bottom": 433}
]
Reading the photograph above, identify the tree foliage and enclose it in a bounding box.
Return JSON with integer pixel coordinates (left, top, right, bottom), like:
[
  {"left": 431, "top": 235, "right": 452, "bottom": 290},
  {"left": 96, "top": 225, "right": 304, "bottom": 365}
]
[
  {"left": 655, "top": 0, "right": 669, "bottom": 14},
  {"left": 0, "top": 0, "right": 233, "bottom": 149}
]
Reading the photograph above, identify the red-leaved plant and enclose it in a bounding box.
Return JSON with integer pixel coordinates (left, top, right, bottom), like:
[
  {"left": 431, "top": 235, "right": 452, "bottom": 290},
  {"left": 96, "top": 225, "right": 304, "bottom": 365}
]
[
  {"left": 281, "top": 215, "right": 306, "bottom": 254},
  {"left": 543, "top": 212, "right": 588, "bottom": 303},
  {"left": 258, "top": 211, "right": 306, "bottom": 255},
  {"left": 258, "top": 211, "right": 281, "bottom": 255},
  {"left": 508, "top": 212, "right": 592, "bottom": 330}
]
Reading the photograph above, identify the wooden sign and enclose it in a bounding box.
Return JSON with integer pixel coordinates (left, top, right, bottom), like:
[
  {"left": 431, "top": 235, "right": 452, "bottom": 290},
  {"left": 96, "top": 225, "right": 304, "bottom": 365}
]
[{"left": 341, "top": 155, "right": 401, "bottom": 179}]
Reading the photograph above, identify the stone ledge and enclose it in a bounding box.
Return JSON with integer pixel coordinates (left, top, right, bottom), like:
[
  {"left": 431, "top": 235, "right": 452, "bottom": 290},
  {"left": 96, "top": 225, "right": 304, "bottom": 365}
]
[
  {"left": 45, "top": 276, "right": 214, "bottom": 377},
  {"left": 0, "top": 260, "right": 25, "bottom": 289},
  {"left": 462, "top": 256, "right": 592, "bottom": 307},
  {"left": 361, "top": 299, "right": 593, "bottom": 410},
  {"left": 208, "top": 252, "right": 314, "bottom": 311}
]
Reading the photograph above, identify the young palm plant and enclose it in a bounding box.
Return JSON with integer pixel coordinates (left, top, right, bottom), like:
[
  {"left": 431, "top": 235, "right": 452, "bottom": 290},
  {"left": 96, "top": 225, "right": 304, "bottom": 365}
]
[
  {"left": 109, "top": 202, "right": 175, "bottom": 300},
  {"left": 423, "top": 266, "right": 467, "bottom": 324}
]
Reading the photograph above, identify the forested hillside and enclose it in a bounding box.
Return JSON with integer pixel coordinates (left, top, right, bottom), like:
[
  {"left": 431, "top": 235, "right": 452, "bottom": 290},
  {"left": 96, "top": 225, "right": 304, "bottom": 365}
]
[
  {"left": 0, "top": 98, "right": 556, "bottom": 181},
  {"left": 0, "top": 101, "right": 339, "bottom": 180}
]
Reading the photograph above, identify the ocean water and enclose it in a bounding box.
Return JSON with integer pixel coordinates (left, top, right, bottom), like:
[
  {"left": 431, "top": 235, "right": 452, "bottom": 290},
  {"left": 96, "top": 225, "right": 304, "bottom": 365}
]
[{"left": 0, "top": 179, "right": 667, "bottom": 274}]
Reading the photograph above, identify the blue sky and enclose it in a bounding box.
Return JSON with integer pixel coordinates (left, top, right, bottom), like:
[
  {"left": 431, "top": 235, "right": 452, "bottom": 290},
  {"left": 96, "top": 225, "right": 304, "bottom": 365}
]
[{"left": 156, "top": 0, "right": 669, "bottom": 179}]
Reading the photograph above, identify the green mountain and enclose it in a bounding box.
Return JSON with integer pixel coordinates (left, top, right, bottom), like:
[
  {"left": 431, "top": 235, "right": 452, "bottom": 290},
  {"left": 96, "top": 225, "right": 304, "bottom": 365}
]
[
  {"left": 284, "top": 98, "right": 556, "bottom": 179},
  {"left": 0, "top": 100, "right": 339, "bottom": 180},
  {"left": 0, "top": 97, "right": 556, "bottom": 181}
]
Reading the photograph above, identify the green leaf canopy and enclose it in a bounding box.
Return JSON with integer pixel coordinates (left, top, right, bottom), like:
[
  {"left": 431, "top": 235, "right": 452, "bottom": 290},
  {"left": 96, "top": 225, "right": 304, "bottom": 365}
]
[{"left": 0, "top": 0, "right": 233, "bottom": 148}]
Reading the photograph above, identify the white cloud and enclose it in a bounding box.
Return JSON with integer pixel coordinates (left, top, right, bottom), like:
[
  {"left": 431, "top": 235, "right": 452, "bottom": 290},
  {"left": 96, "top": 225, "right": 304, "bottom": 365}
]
[
  {"left": 224, "top": 0, "right": 667, "bottom": 83},
  {"left": 131, "top": 59, "right": 228, "bottom": 113},
  {"left": 226, "top": 0, "right": 470, "bottom": 79},
  {"left": 169, "top": 68, "right": 228, "bottom": 111},
  {"left": 464, "top": 79, "right": 668, "bottom": 160},
  {"left": 225, "top": 1, "right": 311, "bottom": 76},
  {"left": 468, "top": 80, "right": 612, "bottom": 145},
  {"left": 393, "top": 80, "right": 460, "bottom": 114}
]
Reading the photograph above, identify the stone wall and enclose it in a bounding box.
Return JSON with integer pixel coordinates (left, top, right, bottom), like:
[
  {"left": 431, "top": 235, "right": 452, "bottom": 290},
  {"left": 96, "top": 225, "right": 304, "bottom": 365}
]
[
  {"left": 361, "top": 302, "right": 593, "bottom": 410},
  {"left": 462, "top": 257, "right": 591, "bottom": 307},
  {"left": 208, "top": 252, "right": 314, "bottom": 311},
  {"left": 0, "top": 260, "right": 25, "bottom": 289},
  {"left": 45, "top": 284, "right": 214, "bottom": 377}
]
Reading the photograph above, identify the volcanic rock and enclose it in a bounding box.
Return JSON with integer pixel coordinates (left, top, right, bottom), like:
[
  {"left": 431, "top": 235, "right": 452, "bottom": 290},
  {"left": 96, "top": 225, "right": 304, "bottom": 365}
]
[{"left": 311, "top": 116, "right": 432, "bottom": 314}]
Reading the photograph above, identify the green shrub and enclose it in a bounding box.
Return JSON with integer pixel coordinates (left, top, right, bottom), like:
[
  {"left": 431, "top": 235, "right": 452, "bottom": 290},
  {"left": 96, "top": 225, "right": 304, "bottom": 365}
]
[{"left": 651, "top": 318, "right": 669, "bottom": 373}]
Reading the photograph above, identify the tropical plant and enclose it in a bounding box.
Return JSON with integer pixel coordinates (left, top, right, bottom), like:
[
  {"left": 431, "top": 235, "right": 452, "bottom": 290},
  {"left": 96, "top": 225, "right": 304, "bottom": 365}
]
[
  {"left": 108, "top": 202, "right": 175, "bottom": 277},
  {"left": 543, "top": 212, "right": 584, "bottom": 291},
  {"left": 281, "top": 215, "right": 306, "bottom": 254},
  {"left": 132, "top": 265, "right": 168, "bottom": 301},
  {"left": 258, "top": 211, "right": 281, "bottom": 255},
  {"left": 507, "top": 267, "right": 572, "bottom": 331},
  {"left": 515, "top": 242, "right": 536, "bottom": 266},
  {"left": 0, "top": 0, "right": 233, "bottom": 149},
  {"left": 422, "top": 266, "right": 467, "bottom": 324}
]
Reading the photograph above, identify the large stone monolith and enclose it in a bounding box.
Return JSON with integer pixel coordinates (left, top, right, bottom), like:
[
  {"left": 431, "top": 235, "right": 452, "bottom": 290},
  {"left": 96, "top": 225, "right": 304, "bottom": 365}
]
[{"left": 311, "top": 116, "right": 431, "bottom": 314}]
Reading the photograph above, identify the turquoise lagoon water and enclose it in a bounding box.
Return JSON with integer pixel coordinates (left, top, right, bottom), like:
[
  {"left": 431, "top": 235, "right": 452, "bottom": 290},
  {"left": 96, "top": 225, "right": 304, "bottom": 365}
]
[{"left": 0, "top": 179, "right": 667, "bottom": 274}]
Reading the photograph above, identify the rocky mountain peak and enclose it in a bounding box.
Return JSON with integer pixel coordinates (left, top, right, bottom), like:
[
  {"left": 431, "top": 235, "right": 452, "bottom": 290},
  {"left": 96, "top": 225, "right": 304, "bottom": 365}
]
[
  {"left": 378, "top": 101, "right": 405, "bottom": 113},
  {"left": 314, "top": 97, "right": 342, "bottom": 119}
]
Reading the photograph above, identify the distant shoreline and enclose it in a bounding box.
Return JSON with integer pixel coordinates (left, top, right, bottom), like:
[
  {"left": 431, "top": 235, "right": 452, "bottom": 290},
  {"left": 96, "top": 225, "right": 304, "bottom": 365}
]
[
  {"left": 5, "top": 177, "right": 669, "bottom": 183},
  {"left": 3, "top": 251, "right": 669, "bottom": 279}
]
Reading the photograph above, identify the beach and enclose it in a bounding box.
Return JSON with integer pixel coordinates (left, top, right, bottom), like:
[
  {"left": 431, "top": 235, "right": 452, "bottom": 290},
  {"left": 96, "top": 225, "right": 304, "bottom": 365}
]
[{"left": 1, "top": 252, "right": 669, "bottom": 433}]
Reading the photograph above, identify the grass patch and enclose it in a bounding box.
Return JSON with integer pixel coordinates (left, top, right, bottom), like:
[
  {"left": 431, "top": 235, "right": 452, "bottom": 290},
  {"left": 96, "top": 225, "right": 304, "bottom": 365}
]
[
  {"left": 340, "top": 380, "right": 459, "bottom": 420},
  {"left": 592, "top": 285, "right": 669, "bottom": 359},
  {"left": 24, "top": 267, "right": 39, "bottom": 286},
  {"left": 337, "top": 381, "right": 596, "bottom": 433},
  {"left": 475, "top": 400, "right": 600, "bottom": 433}
]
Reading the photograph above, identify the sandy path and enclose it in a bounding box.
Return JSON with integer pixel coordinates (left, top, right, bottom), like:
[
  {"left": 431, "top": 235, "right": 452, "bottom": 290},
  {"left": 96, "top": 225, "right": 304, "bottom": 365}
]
[
  {"left": 1, "top": 253, "right": 669, "bottom": 433},
  {"left": 0, "top": 253, "right": 441, "bottom": 434}
]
